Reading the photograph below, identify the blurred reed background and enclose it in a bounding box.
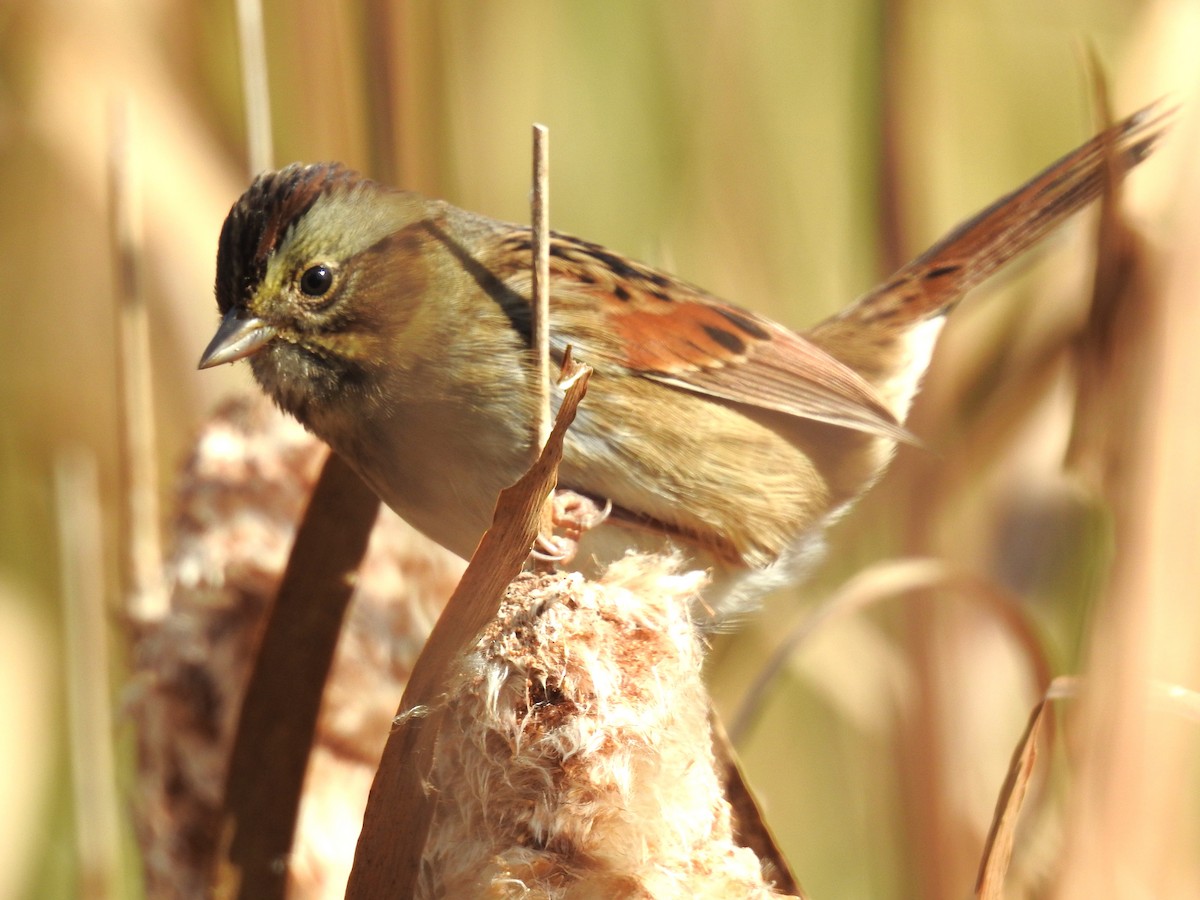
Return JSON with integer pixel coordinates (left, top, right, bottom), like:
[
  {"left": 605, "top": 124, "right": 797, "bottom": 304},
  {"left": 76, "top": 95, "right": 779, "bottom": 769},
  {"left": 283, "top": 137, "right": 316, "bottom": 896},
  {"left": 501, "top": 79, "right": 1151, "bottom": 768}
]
[{"left": 2, "top": 0, "right": 1197, "bottom": 897}]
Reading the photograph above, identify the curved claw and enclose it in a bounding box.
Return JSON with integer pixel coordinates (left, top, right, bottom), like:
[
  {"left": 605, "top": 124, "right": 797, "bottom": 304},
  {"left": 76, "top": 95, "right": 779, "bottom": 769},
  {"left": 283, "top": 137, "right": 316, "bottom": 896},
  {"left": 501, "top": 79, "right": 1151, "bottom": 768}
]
[
  {"left": 585, "top": 497, "right": 613, "bottom": 529},
  {"left": 531, "top": 532, "right": 572, "bottom": 563}
]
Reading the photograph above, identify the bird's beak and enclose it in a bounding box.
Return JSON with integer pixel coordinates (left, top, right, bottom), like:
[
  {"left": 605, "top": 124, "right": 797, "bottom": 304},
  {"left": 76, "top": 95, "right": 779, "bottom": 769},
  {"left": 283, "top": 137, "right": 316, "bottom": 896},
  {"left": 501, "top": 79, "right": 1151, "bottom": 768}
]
[{"left": 198, "top": 307, "right": 277, "bottom": 369}]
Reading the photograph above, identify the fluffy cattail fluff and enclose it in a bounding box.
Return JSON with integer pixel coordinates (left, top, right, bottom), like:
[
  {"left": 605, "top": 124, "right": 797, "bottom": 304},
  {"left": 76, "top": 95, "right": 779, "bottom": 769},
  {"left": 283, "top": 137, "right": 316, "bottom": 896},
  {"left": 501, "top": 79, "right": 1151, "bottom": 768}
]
[{"left": 420, "top": 555, "right": 798, "bottom": 898}]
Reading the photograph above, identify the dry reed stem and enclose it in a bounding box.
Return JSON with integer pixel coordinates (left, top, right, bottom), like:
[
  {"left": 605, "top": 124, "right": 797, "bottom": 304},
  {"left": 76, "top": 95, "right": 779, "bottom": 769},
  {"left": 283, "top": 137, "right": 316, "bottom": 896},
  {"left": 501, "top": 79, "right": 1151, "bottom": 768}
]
[
  {"left": 360, "top": 0, "right": 402, "bottom": 183},
  {"left": 107, "top": 99, "right": 167, "bottom": 625},
  {"left": 55, "top": 449, "right": 124, "bottom": 899},
  {"left": 532, "top": 123, "right": 552, "bottom": 450},
  {"left": 235, "top": 0, "right": 273, "bottom": 176}
]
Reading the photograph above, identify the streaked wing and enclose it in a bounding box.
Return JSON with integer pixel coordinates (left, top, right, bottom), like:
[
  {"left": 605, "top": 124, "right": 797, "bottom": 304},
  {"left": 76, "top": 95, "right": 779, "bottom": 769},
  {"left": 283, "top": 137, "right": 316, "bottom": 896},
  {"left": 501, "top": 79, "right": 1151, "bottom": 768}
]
[{"left": 488, "top": 232, "right": 912, "bottom": 442}]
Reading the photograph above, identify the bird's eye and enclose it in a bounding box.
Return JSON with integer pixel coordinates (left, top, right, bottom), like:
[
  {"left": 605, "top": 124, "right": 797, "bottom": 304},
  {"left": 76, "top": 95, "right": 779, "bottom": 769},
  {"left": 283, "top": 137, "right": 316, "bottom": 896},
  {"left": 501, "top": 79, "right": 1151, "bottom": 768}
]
[{"left": 299, "top": 264, "right": 334, "bottom": 298}]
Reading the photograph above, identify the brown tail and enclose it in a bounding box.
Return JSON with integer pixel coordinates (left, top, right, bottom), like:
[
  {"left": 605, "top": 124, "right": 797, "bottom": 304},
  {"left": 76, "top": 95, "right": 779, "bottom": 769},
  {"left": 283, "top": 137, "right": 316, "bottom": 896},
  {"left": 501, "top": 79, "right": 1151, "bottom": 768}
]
[
  {"left": 805, "top": 100, "right": 1173, "bottom": 416},
  {"left": 828, "top": 101, "right": 1171, "bottom": 330}
]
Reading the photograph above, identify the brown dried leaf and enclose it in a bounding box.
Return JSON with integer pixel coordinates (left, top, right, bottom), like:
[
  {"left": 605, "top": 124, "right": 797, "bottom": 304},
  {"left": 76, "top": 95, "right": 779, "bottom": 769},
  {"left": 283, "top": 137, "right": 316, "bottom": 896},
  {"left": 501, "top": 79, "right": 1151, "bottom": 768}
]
[{"left": 214, "top": 451, "right": 381, "bottom": 899}]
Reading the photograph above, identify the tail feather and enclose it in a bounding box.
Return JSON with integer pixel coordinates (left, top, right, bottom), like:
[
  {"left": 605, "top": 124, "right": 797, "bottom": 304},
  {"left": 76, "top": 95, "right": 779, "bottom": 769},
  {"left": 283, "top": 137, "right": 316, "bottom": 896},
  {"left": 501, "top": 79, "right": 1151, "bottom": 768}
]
[{"left": 806, "top": 101, "right": 1173, "bottom": 417}]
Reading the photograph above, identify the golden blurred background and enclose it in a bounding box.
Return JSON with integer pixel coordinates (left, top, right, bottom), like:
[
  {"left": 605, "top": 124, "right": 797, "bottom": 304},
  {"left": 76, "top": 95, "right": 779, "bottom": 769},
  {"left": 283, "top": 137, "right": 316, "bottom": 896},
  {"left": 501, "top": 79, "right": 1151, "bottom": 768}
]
[{"left": 2, "top": 0, "right": 1198, "bottom": 897}]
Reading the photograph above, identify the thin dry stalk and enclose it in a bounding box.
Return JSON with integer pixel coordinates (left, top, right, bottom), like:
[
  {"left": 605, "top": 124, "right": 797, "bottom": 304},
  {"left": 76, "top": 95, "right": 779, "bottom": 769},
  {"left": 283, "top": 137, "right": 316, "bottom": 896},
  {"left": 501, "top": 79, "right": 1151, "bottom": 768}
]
[
  {"left": 235, "top": 0, "right": 273, "bottom": 176},
  {"left": 107, "top": 99, "right": 166, "bottom": 625},
  {"left": 360, "top": 0, "right": 402, "bottom": 183},
  {"left": 532, "top": 123, "right": 552, "bottom": 449},
  {"left": 55, "top": 449, "right": 123, "bottom": 900}
]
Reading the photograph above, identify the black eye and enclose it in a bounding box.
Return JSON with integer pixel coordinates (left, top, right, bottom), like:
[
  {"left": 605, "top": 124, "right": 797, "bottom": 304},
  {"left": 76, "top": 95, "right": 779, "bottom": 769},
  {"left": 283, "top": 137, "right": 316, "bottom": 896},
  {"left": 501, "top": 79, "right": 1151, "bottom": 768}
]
[{"left": 299, "top": 264, "right": 334, "bottom": 297}]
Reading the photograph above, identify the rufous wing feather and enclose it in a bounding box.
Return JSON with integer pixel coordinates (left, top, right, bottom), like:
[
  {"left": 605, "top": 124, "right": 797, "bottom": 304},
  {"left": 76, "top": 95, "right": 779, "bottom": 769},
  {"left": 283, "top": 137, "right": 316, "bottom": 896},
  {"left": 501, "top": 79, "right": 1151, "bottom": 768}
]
[{"left": 521, "top": 236, "right": 914, "bottom": 442}]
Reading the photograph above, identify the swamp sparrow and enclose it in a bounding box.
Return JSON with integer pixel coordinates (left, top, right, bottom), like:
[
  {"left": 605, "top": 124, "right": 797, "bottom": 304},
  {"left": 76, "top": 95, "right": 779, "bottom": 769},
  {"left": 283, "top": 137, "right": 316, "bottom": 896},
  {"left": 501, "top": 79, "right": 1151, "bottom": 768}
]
[{"left": 200, "top": 105, "right": 1168, "bottom": 614}]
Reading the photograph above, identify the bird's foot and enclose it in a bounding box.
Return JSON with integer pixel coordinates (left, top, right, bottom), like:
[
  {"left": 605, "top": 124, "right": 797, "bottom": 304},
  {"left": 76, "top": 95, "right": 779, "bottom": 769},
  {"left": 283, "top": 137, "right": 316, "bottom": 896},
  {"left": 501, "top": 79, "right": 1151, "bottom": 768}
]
[{"left": 531, "top": 490, "right": 612, "bottom": 568}]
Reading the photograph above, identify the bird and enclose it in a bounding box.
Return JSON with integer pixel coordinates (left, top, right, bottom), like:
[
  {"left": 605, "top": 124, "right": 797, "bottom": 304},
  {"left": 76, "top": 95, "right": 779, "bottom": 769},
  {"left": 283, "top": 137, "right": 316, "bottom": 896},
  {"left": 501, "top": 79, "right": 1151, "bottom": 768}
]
[{"left": 200, "top": 103, "right": 1169, "bottom": 616}]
